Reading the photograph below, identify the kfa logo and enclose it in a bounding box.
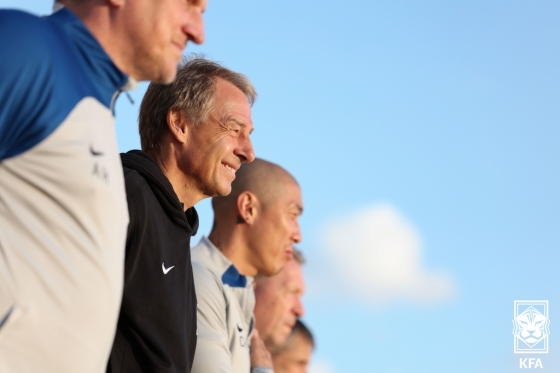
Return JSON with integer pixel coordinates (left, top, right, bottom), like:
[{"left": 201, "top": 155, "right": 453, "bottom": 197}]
[
  {"left": 512, "top": 300, "right": 550, "bottom": 369},
  {"left": 512, "top": 300, "right": 550, "bottom": 353},
  {"left": 519, "top": 358, "right": 543, "bottom": 369}
]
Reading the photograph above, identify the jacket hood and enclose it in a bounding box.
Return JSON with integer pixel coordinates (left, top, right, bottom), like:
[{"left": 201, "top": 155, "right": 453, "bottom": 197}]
[{"left": 121, "top": 150, "right": 198, "bottom": 235}]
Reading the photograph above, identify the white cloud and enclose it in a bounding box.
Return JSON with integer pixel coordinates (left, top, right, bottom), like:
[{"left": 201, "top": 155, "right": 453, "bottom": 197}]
[
  {"left": 308, "top": 360, "right": 335, "bottom": 373},
  {"left": 312, "top": 204, "right": 455, "bottom": 306}
]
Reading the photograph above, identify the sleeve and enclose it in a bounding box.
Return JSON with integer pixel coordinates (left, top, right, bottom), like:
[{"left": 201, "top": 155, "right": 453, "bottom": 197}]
[
  {"left": 190, "top": 263, "right": 235, "bottom": 373},
  {"left": 0, "top": 10, "right": 68, "bottom": 161}
]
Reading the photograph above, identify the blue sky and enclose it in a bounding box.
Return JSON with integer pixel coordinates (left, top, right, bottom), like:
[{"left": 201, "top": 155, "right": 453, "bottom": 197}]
[{"left": 5, "top": 1, "right": 560, "bottom": 372}]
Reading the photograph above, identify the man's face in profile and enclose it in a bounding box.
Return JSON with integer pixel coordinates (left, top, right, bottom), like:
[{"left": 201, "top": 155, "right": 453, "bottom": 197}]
[
  {"left": 254, "top": 259, "right": 305, "bottom": 349},
  {"left": 125, "top": 0, "right": 207, "bottom": 82},
  {"left": 250, "top": 180, "right": 303, "bottom": 277},
  {"left": 176, "top": 77, "right": 255, "bottom": 199}
]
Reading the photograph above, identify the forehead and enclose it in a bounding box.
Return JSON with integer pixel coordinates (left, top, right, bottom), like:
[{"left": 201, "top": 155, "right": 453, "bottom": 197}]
[
  {"left": 213, "top": 78, "right": 252, "bottom": 116},
  {"left": 275, "top": 180, "right": 303, "bottom": 210},
  {"left": 277, "top": 260, "right": 304, "bottom": 290}
]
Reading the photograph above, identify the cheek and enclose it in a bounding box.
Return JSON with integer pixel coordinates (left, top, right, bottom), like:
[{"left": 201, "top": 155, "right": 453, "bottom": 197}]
[
  {"left": 266, "top": 298, "right": 283, "bottom": 322},
  {"left": 191, "top": 135, "right": 226, "bottom": 165},
  {"left": 281, "top": 215, "right": 296, "bottom": 235},
  {"left": 208, "top": 136, "right": 234, "bottom": 160},
  {"left": 276, "top": 298, "right": 292, "bottom": 320},
  {"left": 256, "top": 220, "right": 277, "bottom": 244},
  {"left": 269, "top": 215, "right": 289, "bottom": 240}
]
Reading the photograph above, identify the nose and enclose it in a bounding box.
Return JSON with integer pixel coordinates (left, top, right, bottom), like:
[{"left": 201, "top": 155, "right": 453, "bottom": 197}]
[
  {"left": 183, "top": 7, "right": 205, "bottom": 45},
  {"left": 236, "top": 137, "right": 255, "bottom": 164},
  {"left": 292, "top": 221, "right": 302, "bottom": 244},
  {"left": 293, "top": 295, "right": 304, "bottom": 318}
]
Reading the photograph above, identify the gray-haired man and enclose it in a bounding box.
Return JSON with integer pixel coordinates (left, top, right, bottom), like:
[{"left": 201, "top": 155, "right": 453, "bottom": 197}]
[{"left": 107, "top": 57, "right": 255, "bottom": 373}]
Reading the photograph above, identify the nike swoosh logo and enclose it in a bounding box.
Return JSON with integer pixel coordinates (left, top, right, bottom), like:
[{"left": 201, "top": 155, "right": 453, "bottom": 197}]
[
  {"left": 162, "top": 263, "right": 175, "bottom": 274},
  {"left": 89, "top": 145, "right": 104, "bottom": 156}
]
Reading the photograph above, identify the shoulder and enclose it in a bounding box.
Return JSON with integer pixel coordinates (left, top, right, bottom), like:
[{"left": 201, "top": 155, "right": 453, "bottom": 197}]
[
  {"left": 123, "top": 167, "right": 149, "bottom": 193},
  {"left": 192, "top": 261, "right": 229, "bottom": 305},
  {"left": 0, "top": 10, "right": 56, "bottom": 64},
  {"left": 122, "top": 168, "right": 153, "bottom": 209},
  {"left": 192, "top": 261, "right": 223, "bottom": 293},
  {"left": 0, "top": 9, "right": 49, "bottom": 31},
  {"left": 121, "top": 168, "right": 155, "bottom": 231},
  {"left": 0, "top": 10, "right": 65, "bottom": 160}
]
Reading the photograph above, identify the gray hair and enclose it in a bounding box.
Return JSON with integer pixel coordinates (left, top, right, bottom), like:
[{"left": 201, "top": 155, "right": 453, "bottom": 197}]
[{"left": 139, "top": 56, "right": 256, "bottom": 154}]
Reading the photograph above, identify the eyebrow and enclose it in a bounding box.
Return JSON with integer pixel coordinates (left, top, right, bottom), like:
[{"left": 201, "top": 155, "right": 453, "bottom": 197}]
[{"left": 227, "top": 118, "right": 254, "bottom": 135}]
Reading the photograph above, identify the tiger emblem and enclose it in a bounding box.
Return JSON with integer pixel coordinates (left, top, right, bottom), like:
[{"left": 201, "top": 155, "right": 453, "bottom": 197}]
[{"left": 512, "top": 306, "right": 550, "bottom": 348}]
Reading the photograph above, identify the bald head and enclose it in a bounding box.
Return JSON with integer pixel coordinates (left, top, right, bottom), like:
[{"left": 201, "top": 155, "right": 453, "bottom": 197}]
[
  {"left": 208, "top": 158, "right": 303, "bottom": 277},
  {"left": 212, "top": 158, "right": 299, "bottom": 218}
]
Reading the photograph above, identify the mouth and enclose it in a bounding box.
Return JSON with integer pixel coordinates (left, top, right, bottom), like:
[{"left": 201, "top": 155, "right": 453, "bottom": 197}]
[
  {"left": 222, "top": 162, "right": 238, "bottom": 176},
  {"left": 285, "top": 321, "right": 296, "bottom": 332},
  {"left": 172, "top": 40, "right": 187, "bottom": 53},
  {"left": 285, "top": 248, "right": 294, "bottom": 260}
]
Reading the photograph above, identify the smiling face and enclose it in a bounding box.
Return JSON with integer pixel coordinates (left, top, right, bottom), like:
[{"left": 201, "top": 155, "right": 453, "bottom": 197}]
[
  {"left": 254, "top": 259, "right": 306, "bottom": 350},
  {"left": 178, "top": 77, "right": 255, "bottom": 199},
  {"left": 249, "top": 180, "right": 303, "bottom": 276},
  {"left": 123, "top": 0, "right": 207, "bottom": 82}
]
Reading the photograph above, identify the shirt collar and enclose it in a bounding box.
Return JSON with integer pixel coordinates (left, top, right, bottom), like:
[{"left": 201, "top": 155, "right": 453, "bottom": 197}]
[{"left": 199, "top": 236, "right": 252, "bottom": 288}]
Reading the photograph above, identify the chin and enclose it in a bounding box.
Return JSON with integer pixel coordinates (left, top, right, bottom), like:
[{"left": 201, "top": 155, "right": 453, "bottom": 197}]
[
  {"left": 158, "top": 67, "right": 178, "bottom": 84},
  {"left": 215, "top": 182, "right": 233, "bottom": 197},
  {"left": 147, "top": 60, "right": 178, "bottom": 84},
  {"left": 270, "top": 259, "right": 287, "bottom": 275},
  {"left": 265, "top": 261, "right": 285, "bottom": 276},
  {"left": 273, "top": 333, "right": 291, "bottom": 350},
  {"left": 211, "top": 189, "right": 229, "bottom": 198}
]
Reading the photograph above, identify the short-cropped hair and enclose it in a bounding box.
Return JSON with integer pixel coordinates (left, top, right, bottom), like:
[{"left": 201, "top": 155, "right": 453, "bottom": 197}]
[
  {"left": 275, "top": 319, "right": 314, "bottom": 354},
  {"left": 292, "top": 248, "right": 305, "bottom": 265},
  {"left": 293, "top": 319, "right": 314, "bottom": 348},
  {"left": 139, "top": 56, "right": 256, "bottom": 153}
]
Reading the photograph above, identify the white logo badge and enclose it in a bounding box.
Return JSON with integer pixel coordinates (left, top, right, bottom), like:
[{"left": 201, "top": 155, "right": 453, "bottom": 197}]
[{"left": 512, "top": 300, "right": 550, "bottom": 354}]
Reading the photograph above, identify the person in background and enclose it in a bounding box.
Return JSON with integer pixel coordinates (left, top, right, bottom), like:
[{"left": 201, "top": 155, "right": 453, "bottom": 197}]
[
  {"left": 254, "top": 251, "right": 306, "bottom": 353},
  {"left": 191, "top": 158, "right": 304, "bottom": 373},
  {"left": 272, "top": 320, "right": 314, "bottom": 373},
  {"left": 0, "top": 1, "right": 205, "bottom": 372},
  {"left": 107, "top": 57, "right": 255, "bottom": 373}
]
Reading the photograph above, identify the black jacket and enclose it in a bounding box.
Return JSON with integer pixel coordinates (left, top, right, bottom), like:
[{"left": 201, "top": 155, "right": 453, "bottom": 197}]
[{"left": 108, "top": 150, "right": 199, "bottom": 373}]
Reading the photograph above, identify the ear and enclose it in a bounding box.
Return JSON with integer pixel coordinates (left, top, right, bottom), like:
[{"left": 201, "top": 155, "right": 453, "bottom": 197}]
[
  {"left": 166, "top": 109, "right": 189, "bottom": 144},
  {"left": 237, "top": 191, "right": 260, "bottom": 225}
]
